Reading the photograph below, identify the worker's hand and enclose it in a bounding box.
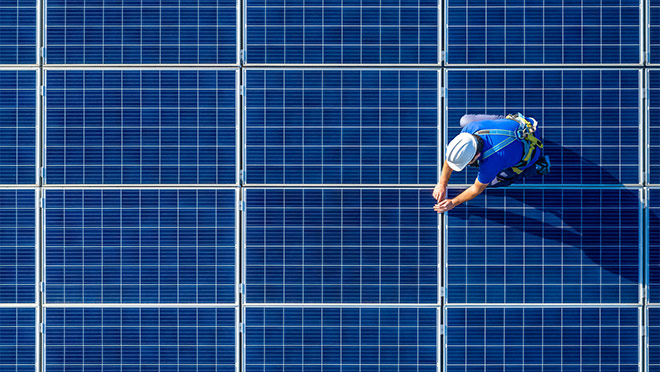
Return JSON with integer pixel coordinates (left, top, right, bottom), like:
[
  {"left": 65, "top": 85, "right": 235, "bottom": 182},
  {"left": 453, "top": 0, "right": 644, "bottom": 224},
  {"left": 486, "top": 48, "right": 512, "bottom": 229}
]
[
  {"left": 434, "top": 199, "right": 455, "bottom": 213},
  {"left": 432, "top": 184, "right": 446, "bottom": 201}
]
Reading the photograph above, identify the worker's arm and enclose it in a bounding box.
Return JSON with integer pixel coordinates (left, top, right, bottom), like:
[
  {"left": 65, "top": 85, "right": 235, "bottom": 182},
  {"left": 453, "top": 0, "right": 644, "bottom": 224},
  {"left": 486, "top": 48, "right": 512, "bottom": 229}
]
[
  {"left": 433, "top": 160, "right": 453, "bottom": 201},
  {"left": 434, "top": 179, "right": 488, "bottom": 213}
]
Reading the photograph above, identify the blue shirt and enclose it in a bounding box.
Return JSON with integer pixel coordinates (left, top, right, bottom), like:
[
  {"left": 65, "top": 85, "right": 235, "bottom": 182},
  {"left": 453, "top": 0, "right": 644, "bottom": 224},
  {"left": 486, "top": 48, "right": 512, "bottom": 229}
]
[{"left": 461, "top": 119, "right": 541, "bottom": 184}]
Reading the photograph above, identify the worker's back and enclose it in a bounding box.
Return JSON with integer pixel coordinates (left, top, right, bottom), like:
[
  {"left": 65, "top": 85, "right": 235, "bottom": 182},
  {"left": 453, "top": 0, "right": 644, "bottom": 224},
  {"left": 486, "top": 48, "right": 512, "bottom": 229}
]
[{"left": 461, "top": 119, "right": 540, "bottom": 184}]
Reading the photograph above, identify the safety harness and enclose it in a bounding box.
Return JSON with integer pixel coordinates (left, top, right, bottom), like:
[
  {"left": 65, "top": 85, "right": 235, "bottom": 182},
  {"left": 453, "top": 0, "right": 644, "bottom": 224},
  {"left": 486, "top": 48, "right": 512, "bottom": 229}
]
[{"left": 474, "top": 113, "right": 543, "bottom": 174}]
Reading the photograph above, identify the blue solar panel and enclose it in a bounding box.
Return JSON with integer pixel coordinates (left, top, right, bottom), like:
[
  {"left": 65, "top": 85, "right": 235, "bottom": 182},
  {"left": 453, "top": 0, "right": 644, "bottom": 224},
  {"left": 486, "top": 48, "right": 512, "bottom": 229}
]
[
  {"left": 649, "top": 189, "right": 660, "bottom": 303},
  {"left": 0, "top": 190, "right": 35, "bottom": 304},
  {"left": 44, "top": 0, "right": 237, "bottom": 64},
  {"left": 44, "top": 189, "right": 236, "bottom": 304},
  {"left": 245, "top": 70, "right": 438, "bottom": 185},
  {"left": 650, "top": 0, "right": 660, "bottom": 63},
  {"left": 649, "top": 70, "right": 660, "bottom": 184},
  {"left": 447, "top": 188, "right": 640, "bottom": 304},
  {"left": 44, "top": 307, "right": 236, "bottom": 372},
  {"left": 44, "top": 70, "right": 237, "bottom": 185},
  {"left": 446, "top": 0, "right": 640, "bottom": 64},
  {"left": 446, "top": 307, "right": 639, "bottom": 371},
  {"left": 245, "top": 307, "right": 436, "bottom": 372},
  {"left": 0, "top": 70, "right": 36, "bottom": 185},
  {"left": 244, "top": 0, "right": 438, "bottom": 64},
  {"left": 446, "top": 69, "right": 640, "bottom": 185},
  {"left": 0, "top": 0, "right": 36, "bottom": 64},
  {"left": 244, "top": 189, "right": 438, "bottom": 304},
  {"left": 651, "top": 308, "right": 660, "bottom": 372},
  {"left": 0, "top": 308, "right": 35, "bottom": 372}
]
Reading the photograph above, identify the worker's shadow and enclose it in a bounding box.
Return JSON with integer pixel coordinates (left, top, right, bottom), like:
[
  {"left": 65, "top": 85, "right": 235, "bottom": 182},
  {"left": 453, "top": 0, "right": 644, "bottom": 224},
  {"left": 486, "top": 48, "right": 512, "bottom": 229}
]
[{"left": 447, "top": 140, "right": 641, "bottom": 286}]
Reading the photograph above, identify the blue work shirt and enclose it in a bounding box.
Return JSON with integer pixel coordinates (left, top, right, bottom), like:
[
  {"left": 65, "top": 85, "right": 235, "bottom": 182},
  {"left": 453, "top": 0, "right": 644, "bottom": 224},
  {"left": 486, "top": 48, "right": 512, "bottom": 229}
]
[{"left": 461, "top": 119, "right": 541, "bottom": 184}]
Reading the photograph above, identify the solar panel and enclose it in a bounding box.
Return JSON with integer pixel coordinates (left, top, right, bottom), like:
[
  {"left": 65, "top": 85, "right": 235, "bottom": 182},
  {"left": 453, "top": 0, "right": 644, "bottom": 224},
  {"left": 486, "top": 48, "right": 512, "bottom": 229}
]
[
  {"left": 44, "top": 69, "right": 238, "bottom": 185},
  {"left": 446, "top": 188, "right": 640, "bottom": 304},
  {"left": 0, "top": 0, "right": 36, "bottom": 64},
  {"left": 44, "top": 0, "right": 237, "bottom": 64},
  {"left": 651, "top": 308, "right": 660, "bottom": 372},
  {"left": 650, "top": 0, "right": 660, "bottom": 63},
  {"left": 446, "top": 307, "right": 640, "bottom": 371},
  {"left": 446, "top": 0, "right": 640, "bottom": 64},
  {"left": 0, "top": 70, "right": 36, "bottom": 185},
  {"left": 244, "top": 188, "right": 438, "bottom": 304},
  {"left": 244, "top": 70, "right": 438, "bottom": 185},
  {"left": 446, "top": 69, "right": 641, "bottom": 185},
  {"left": 44, "top": 307, "right": 236, "bottom": 372},
  {"left": 649, "top": 189, "right": 660, "bottom": 303},
  {"left": 244, "top": 0, "right": 438, "bottom": 64},
  {"left": 0, "top": 189, "right": 35, "bottom": 304},
  {"left": 649, "top": 70, "right": 660, "bottom": 184},
  {"left": 244, "top": 307, "right": 437, "bottom": 372},
  {"left": 0, "top": 308, "right": 35, "bottom": 371},
  {"left": 44, "top": 189, "right": 236, "bottom": 304}
]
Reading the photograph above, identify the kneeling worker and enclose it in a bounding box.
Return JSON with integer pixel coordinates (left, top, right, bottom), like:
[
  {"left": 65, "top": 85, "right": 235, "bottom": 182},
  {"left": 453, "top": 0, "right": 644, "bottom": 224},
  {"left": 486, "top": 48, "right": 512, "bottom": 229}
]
[{"left": 433, "top": 113, "right": 551, "bottom": 213}]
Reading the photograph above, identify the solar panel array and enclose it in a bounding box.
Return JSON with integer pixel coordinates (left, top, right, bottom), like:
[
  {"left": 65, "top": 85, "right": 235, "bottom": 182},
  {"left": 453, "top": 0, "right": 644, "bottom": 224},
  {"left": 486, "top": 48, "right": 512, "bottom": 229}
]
[{"left": 1, "top": 0, "right": 660, "bottom": 370}]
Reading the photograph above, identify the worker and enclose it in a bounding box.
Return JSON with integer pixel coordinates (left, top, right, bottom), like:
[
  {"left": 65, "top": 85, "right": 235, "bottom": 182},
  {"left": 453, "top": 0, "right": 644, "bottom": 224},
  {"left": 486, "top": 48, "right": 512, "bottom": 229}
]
[{"left": 433, "top": 113, "right": 551, "bottom": 213}]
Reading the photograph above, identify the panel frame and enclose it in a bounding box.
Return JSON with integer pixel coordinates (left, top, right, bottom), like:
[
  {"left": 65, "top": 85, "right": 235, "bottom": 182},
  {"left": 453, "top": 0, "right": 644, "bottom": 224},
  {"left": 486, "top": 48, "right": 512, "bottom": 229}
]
[
  {"left": 443, "top": 186, "right": 644, "bottom": 306},
  {"left": 42, "top": 0, "right": 241, "bottom": 66},
  {"left": 241, "top": 187, "right": 442, "bottom": 306},
  {"left": 444, "top": 0, "right": 644, "bottom": 66},
  {"left": 241, "top": 2, "right": 442, "bottom": 66},
  {"left": 443, "top": 68, "right": 644, "bottom": 187},
  {"left": 41, "top": 67, "right": 241, "bottom": 187},
  {"left": 40, "top": 186, "right": 241, "bottom": 306},
  {"left": 241, "top": 67, "right": 443, "bottom": 187}
]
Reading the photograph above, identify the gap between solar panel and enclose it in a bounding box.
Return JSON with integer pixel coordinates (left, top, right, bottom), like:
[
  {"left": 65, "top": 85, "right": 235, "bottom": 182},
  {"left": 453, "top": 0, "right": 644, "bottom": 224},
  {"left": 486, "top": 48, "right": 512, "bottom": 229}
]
[{"left": 434, "top": 113, "right": 551, "bottom": 213}]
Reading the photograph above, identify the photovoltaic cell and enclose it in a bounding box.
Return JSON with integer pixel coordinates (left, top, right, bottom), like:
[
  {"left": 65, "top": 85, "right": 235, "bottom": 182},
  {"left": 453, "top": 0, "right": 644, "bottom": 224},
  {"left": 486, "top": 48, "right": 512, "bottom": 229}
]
[
  {"left": 44, "top": 70, "right": 237, "bottom": 185},
  {"left": 446, "top": 69, "right": 640, "bottom": 185},
  {"left": 44, "top": 189, "right": 236, "bottom": 304},
  {"left": 44, "top": 307, "right": 236, "bottom": 372},
  {"left": 651, "top": 308, "right": 660, "bottom": 372},
  {"left": 245, "top": 70, "right": 438, "bottom": 185},
  {"left": 446, "top": 0, "right": 640, "bottom": 64},
  {"left": 244, "top": 307, "right": 436, "bottom": 372},
  {"left": 0, "top": 308, "right": 35, "bottom": 372},
  {"left": 650, "top": 0, "right": 660, "bottom": 63},
  {"left": 446, "top": 307, "right": 639, "bottom": 371},
  {"left": 649, "top": 189, "right": 660, "bottom": 303},
  {"left": 0, "top": 70, "right": 36, "bottom": 185},
  {"left": 244, "top": 0, "right": 438, "bottom": 64},
  {"left": 0, "top": 0, "right": 36, "bottom": 64},
  {"left": 45, "top": 0, "right": 237, "bottom": 64},
  {"left": 648, "top": 70, "right": 660, "bottom": 184},
  {"left": 0, "top": 190, "right": 35, "bottom": 304},
  {"left": 244, "top": 189, "right": 438, "bottom": 304},
  {"left": 447, "top": 188, "right": 640, "bottom": 304}
]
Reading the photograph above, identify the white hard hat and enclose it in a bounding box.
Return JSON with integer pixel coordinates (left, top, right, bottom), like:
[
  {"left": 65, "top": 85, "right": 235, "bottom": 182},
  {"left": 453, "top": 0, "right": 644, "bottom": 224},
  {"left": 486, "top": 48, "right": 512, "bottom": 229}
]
[{"left": 446, "top": 133, "right": 478, "bottom": 171}]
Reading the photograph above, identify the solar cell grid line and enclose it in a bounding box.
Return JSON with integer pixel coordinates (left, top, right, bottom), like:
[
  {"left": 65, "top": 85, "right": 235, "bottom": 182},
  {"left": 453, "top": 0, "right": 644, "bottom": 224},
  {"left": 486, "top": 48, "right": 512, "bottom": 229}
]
[
  {"left": 44, "top": 0, "right": 238, "bottom": 65},
  {"left": 648, "top": 188, "right": 660, "bottom": 303},
  {"left": 0, "top": 189, "right": 36, "bottom": 304},
  {"left": 445, "top": 69, "right": 641, "bottom": 186},
  {"left": 243, "top": 188, "right": 439, "bottom": 304},
  {"left": 445, "top": 307, "right": 641, "bottom": 372},
  {"left": 0, "top": 0, "right": 37, "bottom": 64},
  {"left": 0, "top": 308, "right": 36, "bottom": 372},
  {"left": 43, "top": 307, "right": 237, "bottom": 372},
  {"left": 244, "top": 307, "right": 437, "bottom": 372},
  {"left": 43, "top": 69, "right": 238, "bottom": 185},
  {"left": 446, "top": 188, "right": 641, "bottom": 304},
  {"left": 43, "top": 189, "right": 237, "bottom": 304},
  {"left": 648, "top": 70, "right": 660, "bottom": 184},
  {"left": 243, "top": 0, "right": 439, "bottom": 64},
  {"left": 244, "top": 69, "right": 439, "bottom": 185},
  {"left": 0, "top": 69, "right": 37, "bottom": 185},
  {"left": 445, "top": 0, "right": 641, "bottom": 64}
]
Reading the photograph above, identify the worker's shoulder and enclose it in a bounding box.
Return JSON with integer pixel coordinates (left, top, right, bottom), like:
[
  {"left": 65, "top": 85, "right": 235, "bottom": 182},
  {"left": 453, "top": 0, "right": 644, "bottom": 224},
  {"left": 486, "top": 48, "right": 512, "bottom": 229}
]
[{"left": 463, "top": 118, "right": 516, "bottom": 133}]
